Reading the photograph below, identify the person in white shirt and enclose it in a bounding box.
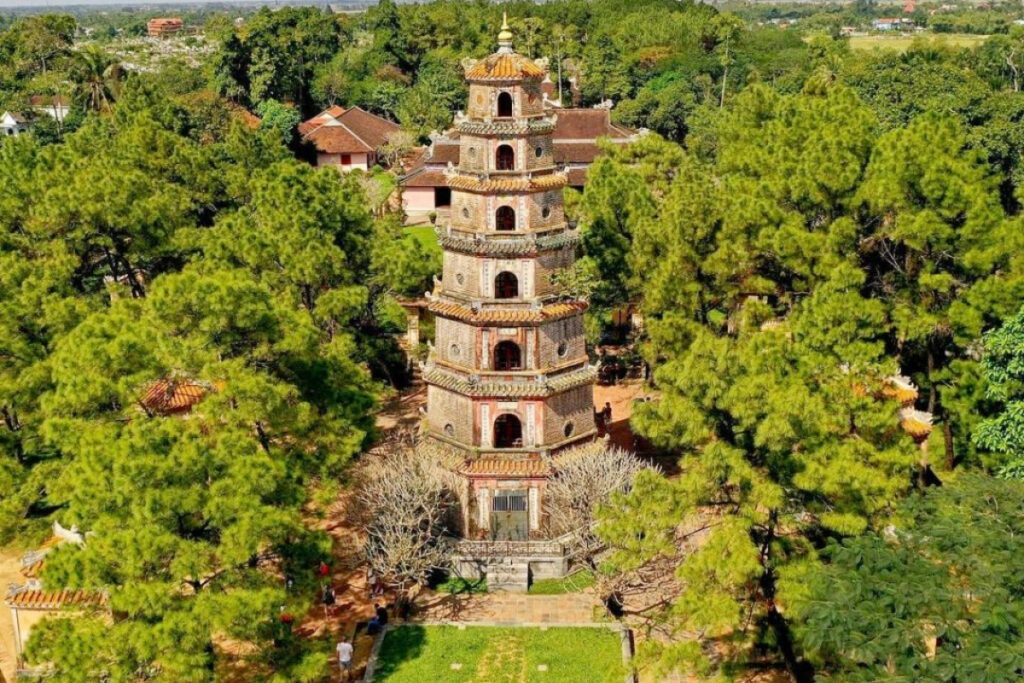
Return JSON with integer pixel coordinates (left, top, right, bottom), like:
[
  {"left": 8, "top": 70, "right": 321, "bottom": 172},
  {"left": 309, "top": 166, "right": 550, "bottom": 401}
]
[{"left": 337, "top": 639, "right": 354, "bottom": 679}]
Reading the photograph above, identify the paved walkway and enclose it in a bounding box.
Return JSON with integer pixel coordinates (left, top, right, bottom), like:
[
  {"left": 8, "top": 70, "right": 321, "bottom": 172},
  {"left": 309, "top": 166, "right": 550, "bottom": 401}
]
[{"left": 416, "top": 591, "right": 602, "bottom": 625}]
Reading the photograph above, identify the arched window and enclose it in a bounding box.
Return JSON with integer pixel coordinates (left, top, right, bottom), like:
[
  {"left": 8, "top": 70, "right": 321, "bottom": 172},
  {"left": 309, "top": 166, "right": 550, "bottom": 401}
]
[
  {"left": 496, "top": 144, "right": 515, "bottom": 171},
  {"left": 497, "top": 92, "right": 513, "bottom": 117},
  {"left": 495, "top": 206, "right": 515, "bottom": 231},
  {"left": 495, "top": 271, "right": 519, "bottom": 299},
  {"left": 494, "top": 341, "right": 522, "bottom": 371},
  {"left": 494, "top": 414, "right": 523, "bottom": 448}
]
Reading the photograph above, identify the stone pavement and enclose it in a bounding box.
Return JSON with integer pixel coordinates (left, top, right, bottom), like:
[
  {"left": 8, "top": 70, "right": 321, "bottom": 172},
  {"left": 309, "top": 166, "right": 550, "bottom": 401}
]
[{"left": 416, "top": 591, "right": 602, "bottom": 625}]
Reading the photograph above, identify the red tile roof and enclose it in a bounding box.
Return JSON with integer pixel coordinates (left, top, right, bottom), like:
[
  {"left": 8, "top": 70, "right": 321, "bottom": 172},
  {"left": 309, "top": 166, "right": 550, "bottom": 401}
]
[
  {"left": 7, "top": 587, "right": 107, "bottom": 611},
  {"left": 403, "top": 169, "right": 449, "bottom": 188},
  {"left": 462, "top": 458, "right": 551, "bottom": 477},
  {"left": 555, "top": 142, "right": 603, "bottom": 164},
  {"left": 141, "top": 378, "right": 208, "bottom": 416},
  {"left": 566, "top": 168, "right": 588, "bottom": 187},
  {"left": 553, "top": 109, "right": 633, "bottom": 141},
  {"left": 302, "top": 107, "right": 399, "bottom": 154},
  {"left": 305, "top": 125, "right": 374, "bottom": 154},
  {"left": 298, "top": 106, "right": 347, "bottom": 136},
  {"left": 465, "top": 53, "right": 545, "bottom": 81}
]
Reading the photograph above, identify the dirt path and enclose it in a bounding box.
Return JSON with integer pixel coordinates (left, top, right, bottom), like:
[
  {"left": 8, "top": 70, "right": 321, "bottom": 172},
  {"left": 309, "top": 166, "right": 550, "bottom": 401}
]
[
  {"left": 416, "top": 591, "right": 601, "bottom": 625},
  {"left": 0, "top": 547, "right": 27, "bottom": 682}
]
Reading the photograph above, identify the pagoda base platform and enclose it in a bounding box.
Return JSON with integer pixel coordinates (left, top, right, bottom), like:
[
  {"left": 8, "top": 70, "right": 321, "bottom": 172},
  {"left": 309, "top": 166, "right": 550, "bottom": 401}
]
[{"left": 452, "top": 537, "right": 570, "bottom": 591}]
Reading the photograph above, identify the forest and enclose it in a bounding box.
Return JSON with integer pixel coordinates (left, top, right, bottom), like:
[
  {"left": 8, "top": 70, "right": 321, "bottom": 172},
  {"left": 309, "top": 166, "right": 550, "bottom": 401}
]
[{"left": 2, "top": 0, "right": 1024, "bottom": 680}]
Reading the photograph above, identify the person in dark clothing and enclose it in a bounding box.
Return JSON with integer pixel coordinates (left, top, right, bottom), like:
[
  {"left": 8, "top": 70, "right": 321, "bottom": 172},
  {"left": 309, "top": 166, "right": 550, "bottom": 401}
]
[
  {"left": 603, "top": 402, "right": 613, "bottom": 424},
  {"left": 375, "top": 603, "right": 389, "bottom": 626}
]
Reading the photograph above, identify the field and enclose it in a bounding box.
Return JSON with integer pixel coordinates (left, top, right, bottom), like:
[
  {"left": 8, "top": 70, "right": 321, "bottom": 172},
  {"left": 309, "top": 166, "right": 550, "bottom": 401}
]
[
  {"left": 373, "top": 625, "right": 626, "bottom": 682},
  {"left": 848, "top": 33, "right": 987, "bottom": 52}
]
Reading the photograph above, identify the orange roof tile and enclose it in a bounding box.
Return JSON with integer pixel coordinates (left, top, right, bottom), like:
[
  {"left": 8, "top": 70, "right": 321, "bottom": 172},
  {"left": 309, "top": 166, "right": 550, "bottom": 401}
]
[
  {"left": 465, "top": 53, "right": 545, "bottom": 81},
  {"left": 7, "top": 587, "right": 107, "bottom": 611},
  {"left": 447, "top": 172, "right": 567, "bottom": 194},
  {"left": 141, "top": 378, "right": 208, "bottom": 416},
  {"left": 462, "top": 458, "right": 551, "bottom": 477},
  {"left": 428, "top": 300, "right": 586, "bottom": 325}
]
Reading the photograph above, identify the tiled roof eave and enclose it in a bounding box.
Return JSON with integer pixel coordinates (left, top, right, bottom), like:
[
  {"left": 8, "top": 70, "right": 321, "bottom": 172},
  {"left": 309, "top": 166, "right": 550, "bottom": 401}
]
[
  {"left": 427, "top": 299, "right": 587, "bottom": 325},
  {"left": 456, "top": 119, "right": 555, "bottom": 136},
  {"left": 436, "top": 229, "right": 580, "bottom": 256},
  {"left": 423, "top": 366, "right": 596, "bottom": 398},
  {"left": 460, "top": 458, "right": 552, "bottom": 477},
  {"left": 446, "top": 172, "right": 568, "bottom": 194}
]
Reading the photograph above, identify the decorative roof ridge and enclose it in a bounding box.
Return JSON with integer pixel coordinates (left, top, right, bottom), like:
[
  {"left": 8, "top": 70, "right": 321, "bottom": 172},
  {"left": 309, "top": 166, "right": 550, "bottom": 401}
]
[
  {"left": 426, "top": 297, "right": 586, "bottom": 324},
  {"left": 422, "top": 364, "right": 596, "bottom": 398},
  {"left": 436, "top": 227, "right": 579, "bottom": 256}
]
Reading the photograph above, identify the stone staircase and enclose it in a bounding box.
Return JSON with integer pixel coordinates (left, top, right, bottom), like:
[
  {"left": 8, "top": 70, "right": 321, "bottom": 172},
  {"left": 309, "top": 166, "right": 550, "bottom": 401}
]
[{"left": 486, "top": 559, "right": 530, "bottom": 592}]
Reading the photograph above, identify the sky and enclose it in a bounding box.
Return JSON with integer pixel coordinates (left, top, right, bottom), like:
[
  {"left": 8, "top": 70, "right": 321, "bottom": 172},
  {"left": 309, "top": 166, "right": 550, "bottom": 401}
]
[{"left": 0, "top": 0, "right": 373, "bottom": 9}]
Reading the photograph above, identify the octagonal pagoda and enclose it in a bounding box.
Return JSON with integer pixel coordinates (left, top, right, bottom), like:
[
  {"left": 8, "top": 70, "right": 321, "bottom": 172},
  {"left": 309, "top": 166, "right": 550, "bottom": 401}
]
[{"left": 422, "top": 17, "right": 597, "bottom": 554}]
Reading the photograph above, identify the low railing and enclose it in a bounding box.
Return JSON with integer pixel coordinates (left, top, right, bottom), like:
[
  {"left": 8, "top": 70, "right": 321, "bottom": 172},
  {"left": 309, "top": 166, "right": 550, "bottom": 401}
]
[{"left": 453, "top": 534, "right": 573, "bottom": 558}]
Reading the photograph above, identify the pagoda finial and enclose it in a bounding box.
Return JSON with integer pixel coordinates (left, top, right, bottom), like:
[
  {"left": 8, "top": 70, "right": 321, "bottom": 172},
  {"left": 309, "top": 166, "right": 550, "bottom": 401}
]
[{"left": 497, "top": 12, "right": 514, "bottom": 53}]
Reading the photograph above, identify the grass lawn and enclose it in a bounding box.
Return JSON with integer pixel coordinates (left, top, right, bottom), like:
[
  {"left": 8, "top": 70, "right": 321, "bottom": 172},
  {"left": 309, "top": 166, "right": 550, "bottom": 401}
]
[
  {"left": 403, "top": 224, "right": 440, "bottom": 253},
  {"left": 527, "top": 570, "right": 596, "bottom": 595},
  {"left": 848, "top": 33, "right": 987, "bottom": 52},
  {"left": 373, "top": 625, "right": 626, "bottom": 682}
]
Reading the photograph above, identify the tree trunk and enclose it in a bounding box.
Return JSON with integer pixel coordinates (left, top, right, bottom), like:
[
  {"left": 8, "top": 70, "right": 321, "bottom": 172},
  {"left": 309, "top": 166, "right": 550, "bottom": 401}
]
[
  {"left": 943, "top": 420, "right": 956, "bottom": 470},
  {"left": 759, "top": 517, "right": 813, "bottom": 682},
  {"left": 719, "top": 65, "right": 728, "bottom": 108},
  {"left": 926, "top": 350, "right": 936, "bottom": 414}
]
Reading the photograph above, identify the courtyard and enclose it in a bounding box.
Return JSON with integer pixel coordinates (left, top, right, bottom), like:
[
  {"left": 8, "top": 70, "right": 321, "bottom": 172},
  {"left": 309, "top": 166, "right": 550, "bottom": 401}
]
[{"left": 371, "top": 624, "right": 627, "bottom": 682}]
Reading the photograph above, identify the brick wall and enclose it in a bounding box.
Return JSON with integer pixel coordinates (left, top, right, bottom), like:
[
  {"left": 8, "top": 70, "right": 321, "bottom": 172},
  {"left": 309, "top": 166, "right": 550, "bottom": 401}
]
[
  {"left": 427, "top": 385, "right": 474, "bottom": 443},
  {"left": 527, "top": 190, "right": 565, "bottom": 228},
  {"left": 452, "top": 191, "right": 486, "bottom": 231},
  {"left": 543, "top": 384, "right": 596, "bottom": 444},
  {"left": 443, "top": 251, "right": 483, "bottom": 297},
  {"left": 436, "top": 317, "right": 477, "bottom": 366},
  {"left": 525, "top": 134, "right": 554, "bottom": 171},
  {"left": 538, "top": 314, "right": 586, "bottom": 367}
]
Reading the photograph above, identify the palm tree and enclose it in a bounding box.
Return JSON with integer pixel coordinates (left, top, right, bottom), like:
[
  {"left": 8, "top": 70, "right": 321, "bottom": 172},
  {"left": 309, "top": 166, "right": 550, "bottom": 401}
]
[{"left": 70, "top": 47, "right": 126, "bottom": 112}]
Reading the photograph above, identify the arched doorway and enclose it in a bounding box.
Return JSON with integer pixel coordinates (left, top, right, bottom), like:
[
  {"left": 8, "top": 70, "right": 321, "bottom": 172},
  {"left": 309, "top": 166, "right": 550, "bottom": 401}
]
[
  {"left": 494, "top": 340, "right": 521, "bottom": 371},
  {"left": 495, "top": 206, "right": 515, "bottom": 231},
  {"left": 496, "top": 144, "right": 515, "bottom": 171},
  {"left": 497, "top": 92, "right": 513, "bottom": 117},
  {"left": 494, "top": 414, "right": 523, "bottom": 448},
  {"left": 495, "top": 272, "right": 519, "bottom": 299}
]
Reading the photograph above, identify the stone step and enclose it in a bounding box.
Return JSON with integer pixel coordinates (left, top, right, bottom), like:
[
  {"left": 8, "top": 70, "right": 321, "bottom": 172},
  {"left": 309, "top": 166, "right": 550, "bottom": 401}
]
[{"left": 486, "top": 561, "right": 530, "bottom": 592}]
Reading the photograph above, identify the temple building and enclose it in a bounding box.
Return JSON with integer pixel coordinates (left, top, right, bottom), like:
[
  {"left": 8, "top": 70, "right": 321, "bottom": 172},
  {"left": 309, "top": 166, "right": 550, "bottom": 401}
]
[{"left": 421, "top": 17, "right": 597, "bottom": 589}]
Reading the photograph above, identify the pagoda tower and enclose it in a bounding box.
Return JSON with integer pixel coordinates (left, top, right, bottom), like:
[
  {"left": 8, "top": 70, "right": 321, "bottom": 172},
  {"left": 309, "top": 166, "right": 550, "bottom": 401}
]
[{"left": 423, "top": 17, "right": 597, "bottom": 560}]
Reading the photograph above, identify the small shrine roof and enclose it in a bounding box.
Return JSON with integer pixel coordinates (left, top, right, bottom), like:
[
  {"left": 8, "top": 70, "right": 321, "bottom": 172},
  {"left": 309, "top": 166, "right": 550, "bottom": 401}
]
[
  {"left": 140, "top": 377, "right": 208, "bottom": 415},
  {"left": 7, "top": 586, "right": 107, "bottom": 611},
  {"left": 465, "top": 52, "right": 545, "bottom": 81}
]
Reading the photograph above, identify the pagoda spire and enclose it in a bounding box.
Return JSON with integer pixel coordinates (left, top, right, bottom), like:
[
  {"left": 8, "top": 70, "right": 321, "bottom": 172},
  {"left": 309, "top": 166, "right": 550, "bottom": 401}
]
[{"left": 497, "top": 12, "right": 514, "bottom": 53}]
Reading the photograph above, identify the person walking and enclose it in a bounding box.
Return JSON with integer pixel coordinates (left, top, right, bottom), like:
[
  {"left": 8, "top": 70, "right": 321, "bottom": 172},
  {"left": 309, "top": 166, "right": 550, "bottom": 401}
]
[{"left": 336, "top": 639, "right": 353, "bottom": 681}]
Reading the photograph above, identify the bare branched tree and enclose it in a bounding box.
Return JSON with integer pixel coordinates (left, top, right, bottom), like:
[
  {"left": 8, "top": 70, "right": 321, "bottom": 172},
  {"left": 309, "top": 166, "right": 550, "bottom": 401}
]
[
  {"left": 545, "top": 445, "right": 651, "bottom": 568},
  {"left": 355, "top": 436, "right": 461, "bottom": 600}
]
